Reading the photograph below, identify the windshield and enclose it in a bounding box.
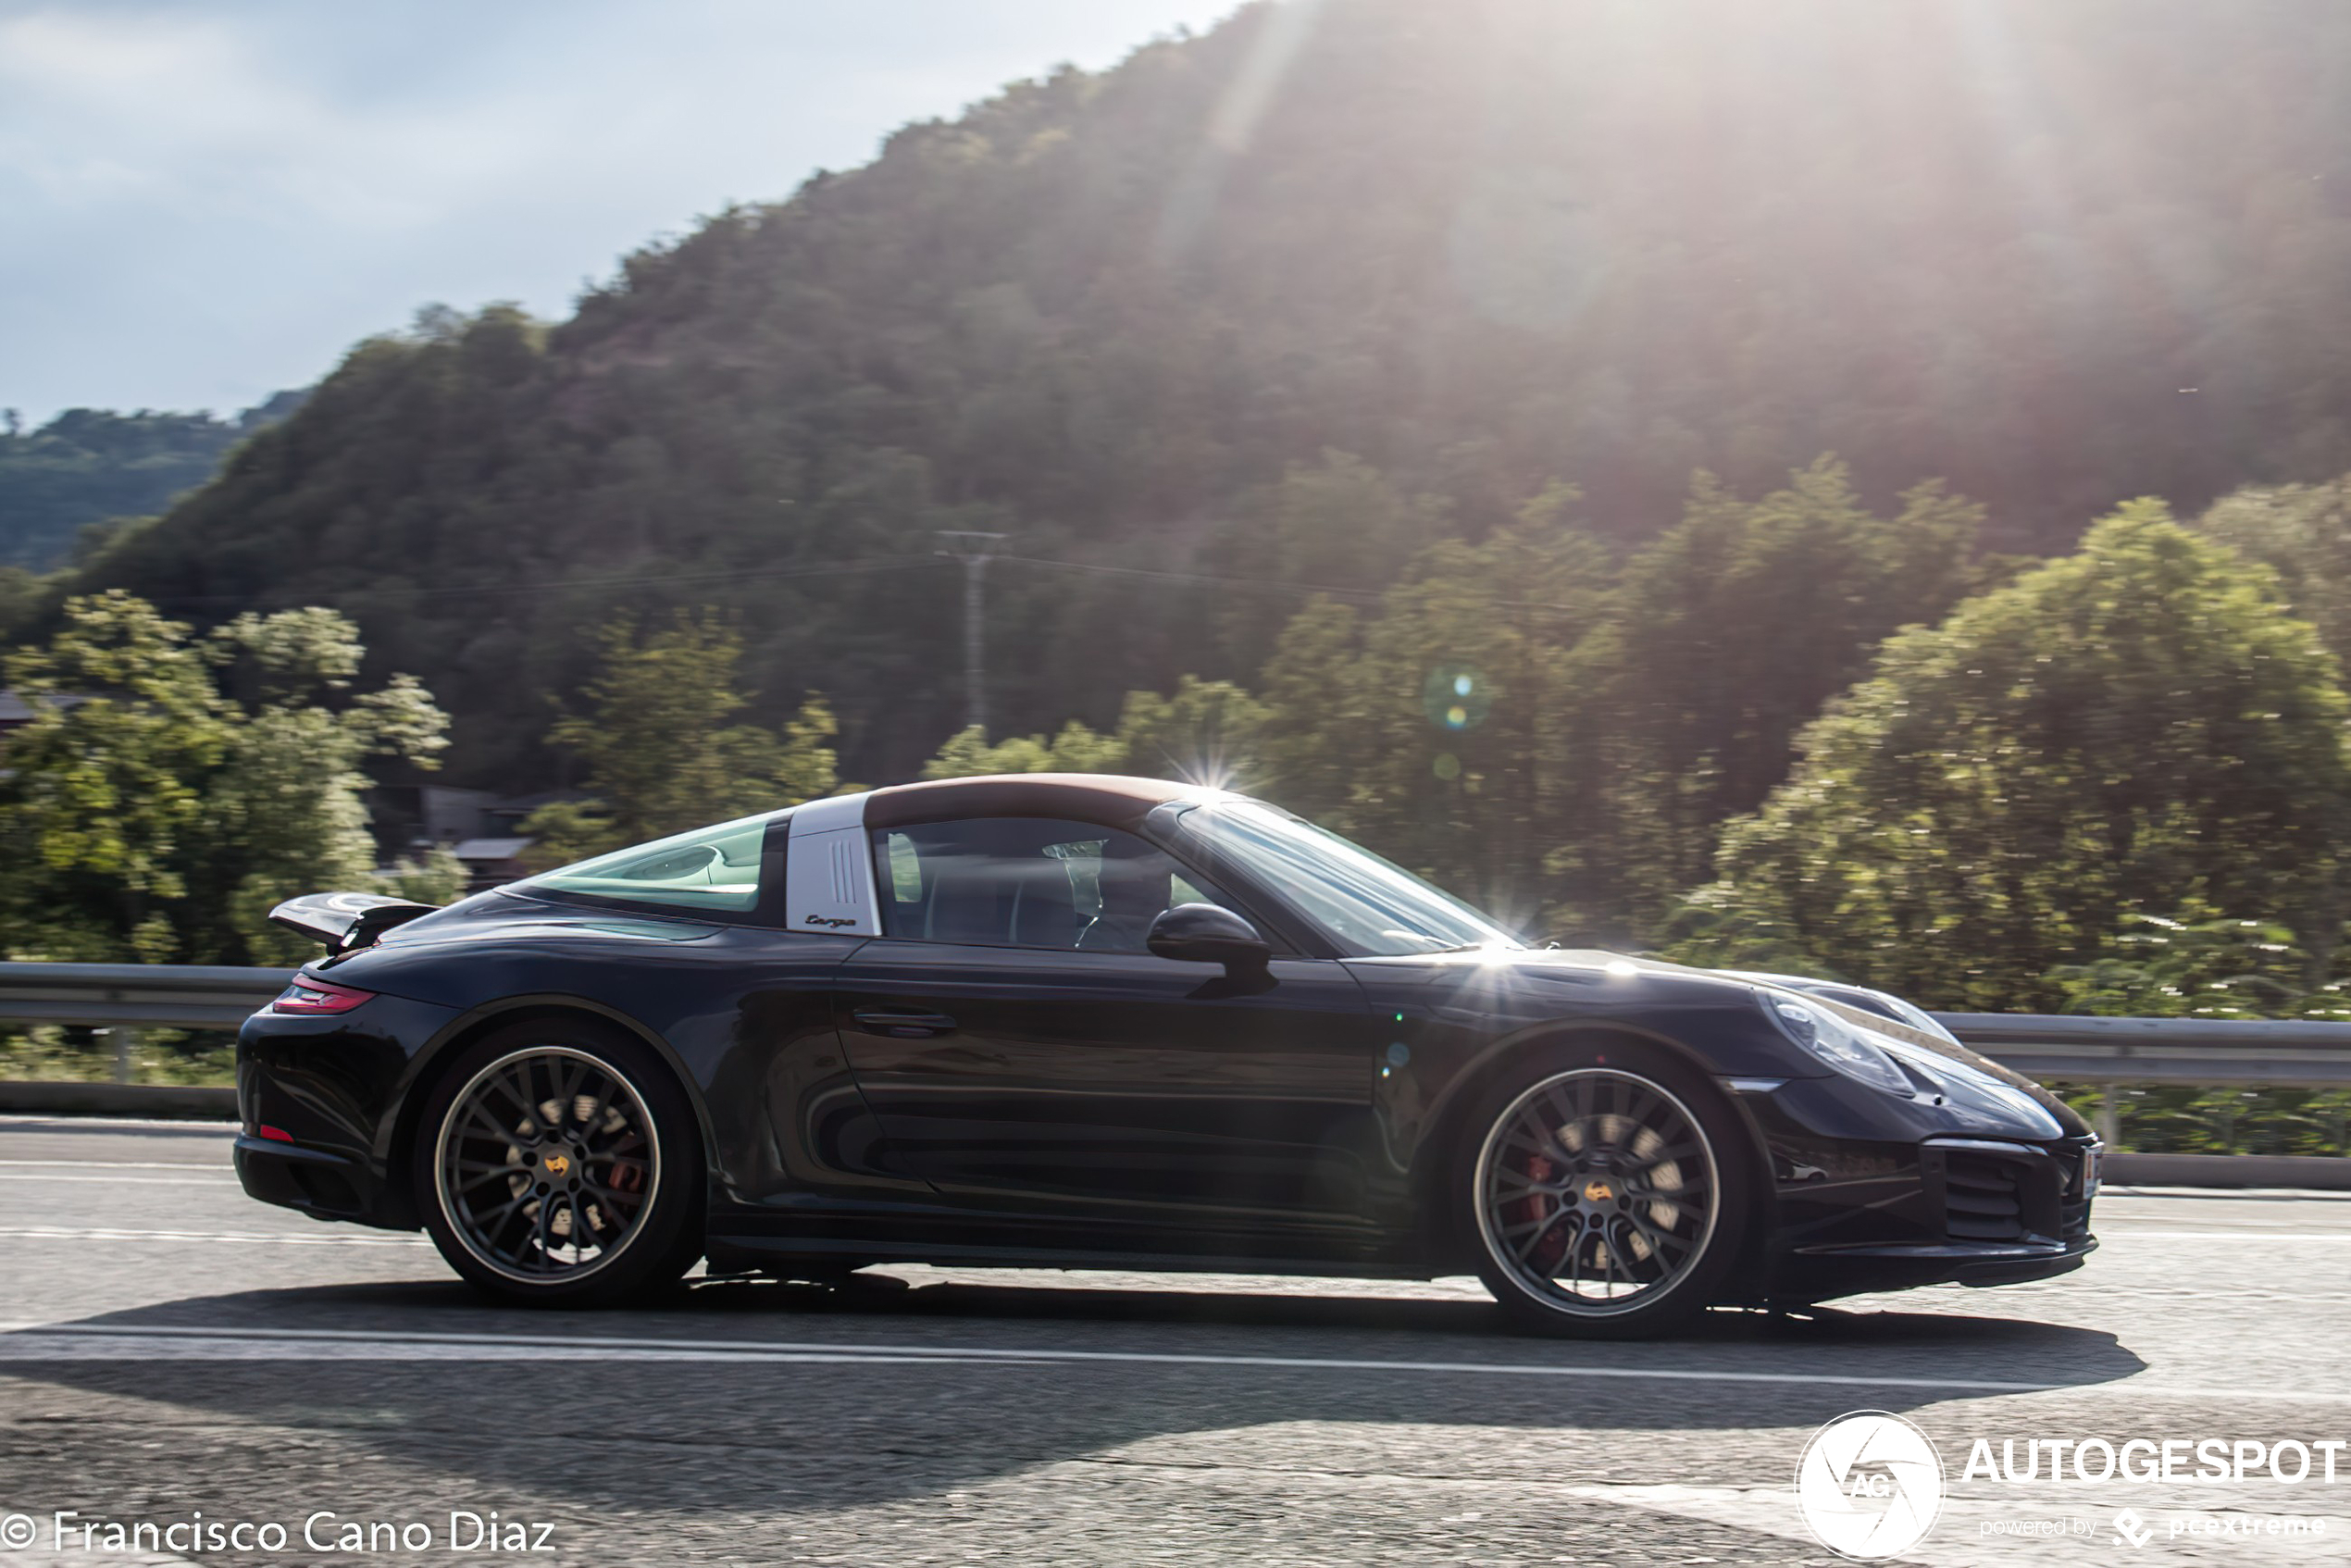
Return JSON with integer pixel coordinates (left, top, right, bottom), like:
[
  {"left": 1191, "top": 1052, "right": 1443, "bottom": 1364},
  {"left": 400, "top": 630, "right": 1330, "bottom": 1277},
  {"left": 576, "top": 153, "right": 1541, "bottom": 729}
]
[{"left": 1174, "top": 799, "right": 1521, "bottom": 957}]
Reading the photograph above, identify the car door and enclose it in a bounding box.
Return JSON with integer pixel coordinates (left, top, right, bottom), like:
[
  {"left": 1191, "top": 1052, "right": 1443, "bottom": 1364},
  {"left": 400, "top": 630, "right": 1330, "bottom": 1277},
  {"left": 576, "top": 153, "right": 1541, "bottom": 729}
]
[{"left": 834, "top": 815, "right": 1381, "bottom": 1235}]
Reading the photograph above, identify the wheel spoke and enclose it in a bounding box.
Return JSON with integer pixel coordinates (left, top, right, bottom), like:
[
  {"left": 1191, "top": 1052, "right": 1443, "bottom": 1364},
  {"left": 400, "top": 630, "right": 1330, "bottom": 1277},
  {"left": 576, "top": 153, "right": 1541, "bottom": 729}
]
[
  {"left": 1621, "top": 1205, "right": 1690, "bottom": 1262},
  {"left": 1490, "top": 1176, "right": 1567, "bottom": 1201},
  {"left": 1626, "top": 1139, "right": 1704, "bottom": 1172},
  {"left": 481, "top": 1068, "right": 533, "bottom": 1127},
  {"left": 1541, "top": 1083, "right": 1581, "bottom": 1139},
  {"left": 580, "top": 1177, "right": 638, "bottom": 1215},
  {"left": 1626, "top": 1167, "right": 1711, "bottom": 1201},
  {"left": 575, "top": 1079, "right": 616, "bottom": 1145},
  {"left": 1512, "top": 1209, "right": 1567, "bottom": 1264}
]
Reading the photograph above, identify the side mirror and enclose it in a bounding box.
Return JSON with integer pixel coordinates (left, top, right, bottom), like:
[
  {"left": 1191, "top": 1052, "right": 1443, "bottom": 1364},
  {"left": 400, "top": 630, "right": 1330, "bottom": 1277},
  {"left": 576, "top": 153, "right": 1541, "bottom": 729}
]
[{"left": 1147, "top": 903, "right": 1271, "bottom": 974}]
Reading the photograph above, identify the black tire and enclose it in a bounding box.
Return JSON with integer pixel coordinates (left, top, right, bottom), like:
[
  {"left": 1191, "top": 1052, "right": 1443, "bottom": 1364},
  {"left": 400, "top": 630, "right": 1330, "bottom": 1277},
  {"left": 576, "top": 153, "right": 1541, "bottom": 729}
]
[
  {"left": 1457, "top": 1039, "right": 1751, "bottom": 1338},
  {"left": 412, "top": 1018, "right": 704, "bottom": 1306}
]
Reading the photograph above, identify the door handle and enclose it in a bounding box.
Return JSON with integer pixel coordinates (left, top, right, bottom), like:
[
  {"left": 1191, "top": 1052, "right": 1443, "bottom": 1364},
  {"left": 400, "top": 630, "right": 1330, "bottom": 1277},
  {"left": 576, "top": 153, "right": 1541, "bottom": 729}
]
[{"left": 852, "top": 1008, "right": 959, "bottom": 1038}]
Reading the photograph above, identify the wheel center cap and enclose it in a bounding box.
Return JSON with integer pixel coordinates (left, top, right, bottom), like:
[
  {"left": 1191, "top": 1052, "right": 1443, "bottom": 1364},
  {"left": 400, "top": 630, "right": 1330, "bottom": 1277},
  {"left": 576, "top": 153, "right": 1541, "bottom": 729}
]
[
  {"left": 1582, "top": 1178, "right": 1615, "bottom": 1203},
  {"left": 538, "top": 1149, "right": 578, "bottom": 1181}
]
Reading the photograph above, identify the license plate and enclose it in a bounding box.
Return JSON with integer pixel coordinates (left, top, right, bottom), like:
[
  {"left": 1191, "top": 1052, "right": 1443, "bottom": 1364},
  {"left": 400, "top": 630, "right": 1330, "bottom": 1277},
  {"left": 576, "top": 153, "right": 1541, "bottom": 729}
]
[{"left": 2082, "top": 1145, "right": 2102, "bottom": 1197}]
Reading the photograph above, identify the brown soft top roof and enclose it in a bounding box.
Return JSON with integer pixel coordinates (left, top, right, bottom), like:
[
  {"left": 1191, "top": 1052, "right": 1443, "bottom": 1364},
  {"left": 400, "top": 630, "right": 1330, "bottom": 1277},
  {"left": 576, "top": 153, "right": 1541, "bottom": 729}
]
[{"left": 863, "top": 773, "right": 1225, "bottom": 831}]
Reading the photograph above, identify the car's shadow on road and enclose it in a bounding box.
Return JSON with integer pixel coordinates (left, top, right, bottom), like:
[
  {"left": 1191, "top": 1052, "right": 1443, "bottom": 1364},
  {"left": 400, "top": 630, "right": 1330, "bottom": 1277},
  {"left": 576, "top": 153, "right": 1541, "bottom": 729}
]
[{"left": 0, "top": 1276, "right": 2145, "bottom": 1516}]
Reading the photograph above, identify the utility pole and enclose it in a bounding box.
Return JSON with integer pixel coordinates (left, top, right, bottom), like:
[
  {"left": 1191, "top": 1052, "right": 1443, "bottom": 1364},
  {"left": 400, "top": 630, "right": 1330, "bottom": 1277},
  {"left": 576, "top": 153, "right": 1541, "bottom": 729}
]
[{"left": 935, "top": 530, "right": 1008, "bottom": 737}]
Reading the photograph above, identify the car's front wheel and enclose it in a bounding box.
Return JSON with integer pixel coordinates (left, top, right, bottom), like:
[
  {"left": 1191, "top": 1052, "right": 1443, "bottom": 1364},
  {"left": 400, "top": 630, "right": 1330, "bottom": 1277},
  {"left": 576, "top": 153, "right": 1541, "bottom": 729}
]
[
  {"left": 1461, "top": 1042, "right": 1749, "bottom": 1337},
  {"left": 414, "top": 1021, "right": 703, "bottom": 1305}
]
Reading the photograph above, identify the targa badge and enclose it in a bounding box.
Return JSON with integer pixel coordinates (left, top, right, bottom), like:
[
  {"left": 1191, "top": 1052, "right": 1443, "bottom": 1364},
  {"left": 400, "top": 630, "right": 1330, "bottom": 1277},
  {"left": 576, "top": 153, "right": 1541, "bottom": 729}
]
[{"left": 1796, "top": 1410, "right": 1944, "bottom": 1560}]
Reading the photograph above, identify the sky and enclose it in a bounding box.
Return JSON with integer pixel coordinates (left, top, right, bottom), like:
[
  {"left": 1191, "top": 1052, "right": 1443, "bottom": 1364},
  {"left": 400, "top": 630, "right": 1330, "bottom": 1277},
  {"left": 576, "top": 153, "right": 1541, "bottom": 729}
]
[{"left": 0, "top": 0, "right": 1245, "bottom": 425}]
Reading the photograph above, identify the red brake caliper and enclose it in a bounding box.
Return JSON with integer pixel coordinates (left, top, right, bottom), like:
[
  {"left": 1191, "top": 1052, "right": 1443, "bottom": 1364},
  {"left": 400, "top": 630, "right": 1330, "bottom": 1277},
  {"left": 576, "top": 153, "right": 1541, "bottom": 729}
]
[{"left": 1520, "top": 1153, "right": 1570, "bottom": 1271}]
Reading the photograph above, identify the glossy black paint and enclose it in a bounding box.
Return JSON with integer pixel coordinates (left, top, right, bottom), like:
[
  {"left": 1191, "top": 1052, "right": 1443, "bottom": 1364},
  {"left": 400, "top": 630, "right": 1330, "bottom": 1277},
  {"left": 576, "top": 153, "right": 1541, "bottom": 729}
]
[
  {"left": 837, "top": 942, "right": 1376, "bottom": 1232},
  {"left": 234, "top": 778, "right": 2096, "bottom": 1304}
]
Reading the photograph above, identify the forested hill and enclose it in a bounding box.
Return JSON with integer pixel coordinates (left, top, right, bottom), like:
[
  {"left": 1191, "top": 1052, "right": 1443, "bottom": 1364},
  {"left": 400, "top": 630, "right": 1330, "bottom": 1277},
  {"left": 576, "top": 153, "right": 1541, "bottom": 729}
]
[
  {"left": 70, "top": 0, "right": 2351, "bottom": 790},
  {"left": 0, "top": 398, "right": 303, "bottom": 571}
]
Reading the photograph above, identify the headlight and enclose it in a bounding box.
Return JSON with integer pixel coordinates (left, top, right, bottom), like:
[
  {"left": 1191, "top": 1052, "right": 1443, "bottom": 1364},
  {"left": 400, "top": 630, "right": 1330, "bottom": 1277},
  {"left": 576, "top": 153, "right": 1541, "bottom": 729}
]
[{"left": 1758, "top": 992, "right": 1914, "bottom": 1096}]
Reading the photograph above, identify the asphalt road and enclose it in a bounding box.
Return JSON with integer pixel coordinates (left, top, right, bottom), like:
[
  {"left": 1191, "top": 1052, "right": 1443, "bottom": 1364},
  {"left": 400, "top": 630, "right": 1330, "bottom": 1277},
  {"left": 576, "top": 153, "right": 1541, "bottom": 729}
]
[{"left": 2, "top": 1116, "right": 2348, "bottom": 1566}]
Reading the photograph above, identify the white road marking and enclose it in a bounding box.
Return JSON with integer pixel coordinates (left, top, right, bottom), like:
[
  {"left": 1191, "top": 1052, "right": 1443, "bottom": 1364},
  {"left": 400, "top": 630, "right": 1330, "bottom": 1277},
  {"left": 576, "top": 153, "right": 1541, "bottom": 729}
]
[
  {"left": 0, "top": 1226, "right": 428, "bottom": 1249},
  {"left": 0, "top": 1116, "right": 231, "bottom": 1130},
  {"left": 2090, "top": 1228, "right": 2351, "bottom": 1241},
  {"left": 0, "top": 1160, "right": 227, "bottom": 1171},
  {"left": 0, "top": 1320, "right": 2053, "bottom": 1388},
  {"left": 0, "top": 1335, "right": 981, "bottom": 1366},
  {"left": 0, "top": 1320, "right": 2307, "bottom": 1403},
  {"left": 0, "top": 1175, "right": 240, "bottom": 1187}
]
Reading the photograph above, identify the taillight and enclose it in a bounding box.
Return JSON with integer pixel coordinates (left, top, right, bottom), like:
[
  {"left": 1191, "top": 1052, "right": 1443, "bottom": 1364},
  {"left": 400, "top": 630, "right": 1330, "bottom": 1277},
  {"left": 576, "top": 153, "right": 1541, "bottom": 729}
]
[{"left": 271, "top": 976, "right": 376, "bottom": 1014}]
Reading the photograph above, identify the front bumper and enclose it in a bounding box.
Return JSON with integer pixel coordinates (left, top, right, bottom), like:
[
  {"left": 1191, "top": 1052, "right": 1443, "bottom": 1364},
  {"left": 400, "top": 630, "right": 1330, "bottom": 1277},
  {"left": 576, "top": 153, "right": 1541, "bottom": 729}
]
[
  {"left": 1774, "top": 1232, "right": 2097, "bottom": 1301},
  {"left": 1726, "top": 1076, "right": 2101, "bottom": 1304}
]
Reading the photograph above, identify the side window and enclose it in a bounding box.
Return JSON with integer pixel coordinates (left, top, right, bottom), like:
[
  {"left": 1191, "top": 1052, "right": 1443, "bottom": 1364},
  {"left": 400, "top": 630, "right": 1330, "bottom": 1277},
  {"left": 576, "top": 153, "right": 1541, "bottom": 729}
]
[
  {"left": 520, "top": 813, "right": 771, "bottom": 913},
  {"left": 875, "top": 817, "right": 1226, "bottom": 952}
]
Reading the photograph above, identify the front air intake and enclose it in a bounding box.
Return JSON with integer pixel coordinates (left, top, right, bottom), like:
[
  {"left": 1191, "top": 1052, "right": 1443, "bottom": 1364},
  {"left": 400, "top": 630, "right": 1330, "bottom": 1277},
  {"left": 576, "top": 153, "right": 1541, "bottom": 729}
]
[{"left": 1943, "top": 1152, "right": 2026, "bottom": 1242}]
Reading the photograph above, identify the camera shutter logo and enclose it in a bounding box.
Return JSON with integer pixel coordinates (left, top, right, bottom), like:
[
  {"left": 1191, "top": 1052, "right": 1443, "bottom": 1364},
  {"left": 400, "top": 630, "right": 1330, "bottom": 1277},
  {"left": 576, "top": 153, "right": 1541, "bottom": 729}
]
[{"left": 1796, "top": 1411, "right": 1945, "bottom": 1560}]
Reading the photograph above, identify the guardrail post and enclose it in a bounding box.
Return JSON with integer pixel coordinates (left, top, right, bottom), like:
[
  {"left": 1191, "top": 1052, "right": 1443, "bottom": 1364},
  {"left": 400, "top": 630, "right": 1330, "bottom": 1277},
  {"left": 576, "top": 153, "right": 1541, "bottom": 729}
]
[
  {"left": 2098, "top": 1086, "right": 2121, "bottom": 1148},
  {"left": 112, "top": 1025, "right": 137, "bottom": 1085}
]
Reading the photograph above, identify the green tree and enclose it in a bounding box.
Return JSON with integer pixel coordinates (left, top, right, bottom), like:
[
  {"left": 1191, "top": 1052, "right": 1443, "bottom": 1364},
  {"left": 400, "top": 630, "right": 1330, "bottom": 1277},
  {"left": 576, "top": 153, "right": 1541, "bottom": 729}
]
[
  {"left": 2196, "top": 474, "right": 2351, "bottom": 668},
  {"left": 1257, "top": 486, "right": 1611, "bottom": 927},
  {"left": 0, "top": 591, "right": 449, "bottom": 963},
  {"left": 2041, "top": 910, "right": 2342, "bottom": 1021},
  {"left": 1210, "top": 453, "right": 1458, "bottom": 674},
  {"left": 1682, "top": 502, "right": 2351, "bottom": 1011},
  {"left": 1579, "top": 459, "right": 1987, "bottom": 923},
  {"left": 920, "top": 720, "right": 1121, "bottom": 779},
  {"left": 195, "top": 608, "right": 453, "bottom": 964},
  {"left": 1107, "top": 676, "right": 1269, "bottom": 789},
  {"left": 523, "top": 611, "right": 840, "bottom": 865},
  {"left": 918, "top": 677, "right": 1264, "bottom": 784}
]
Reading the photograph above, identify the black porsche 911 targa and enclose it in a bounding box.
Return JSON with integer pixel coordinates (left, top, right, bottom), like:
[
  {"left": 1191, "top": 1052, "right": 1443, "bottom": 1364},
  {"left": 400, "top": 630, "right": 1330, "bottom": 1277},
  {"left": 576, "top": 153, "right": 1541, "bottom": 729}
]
[{"left": 236, "top": 774, "right": 2097, "bottom": 1335}]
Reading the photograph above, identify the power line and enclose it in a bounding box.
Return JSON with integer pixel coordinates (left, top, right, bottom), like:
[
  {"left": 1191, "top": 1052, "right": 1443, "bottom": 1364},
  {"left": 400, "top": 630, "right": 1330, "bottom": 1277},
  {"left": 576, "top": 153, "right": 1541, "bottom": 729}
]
[
  {"left": 993, "top": 553, "right": 1592, "bottom": 618},
  {"left": 128, "top": 555, "right": 940, "bottom": 609},
  {"left": 108, "top": 545, "right": 1592, "bottom": 621}
]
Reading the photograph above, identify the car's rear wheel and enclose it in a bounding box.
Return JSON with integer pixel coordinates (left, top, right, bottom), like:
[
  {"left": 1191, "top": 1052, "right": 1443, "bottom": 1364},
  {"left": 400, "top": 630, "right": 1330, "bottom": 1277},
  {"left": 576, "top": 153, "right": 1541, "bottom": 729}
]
[
  {"left": 1460, "top": 1041, "right": 1749, "bottom": 1337},
  {"left": 414, "top": 1021, "right": 703, "bottom": 1305}
]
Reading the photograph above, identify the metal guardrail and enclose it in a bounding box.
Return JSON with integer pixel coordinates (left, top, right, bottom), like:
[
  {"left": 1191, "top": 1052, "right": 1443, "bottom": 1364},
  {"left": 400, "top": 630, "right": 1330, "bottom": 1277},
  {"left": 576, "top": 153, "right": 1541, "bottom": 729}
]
[
  {"left": 1932, "top": 1012, "right": 2351, "bottom": 1089},
  {"left": 0, "top": 963, "right": 289, "bottom": 1082}
]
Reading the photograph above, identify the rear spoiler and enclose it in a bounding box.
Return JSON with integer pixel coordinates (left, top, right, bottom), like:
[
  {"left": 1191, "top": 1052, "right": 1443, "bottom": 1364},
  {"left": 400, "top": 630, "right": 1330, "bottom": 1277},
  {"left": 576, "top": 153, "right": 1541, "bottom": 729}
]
[{"left": 267, "top": 891, "right": 439, "bottom": 954}]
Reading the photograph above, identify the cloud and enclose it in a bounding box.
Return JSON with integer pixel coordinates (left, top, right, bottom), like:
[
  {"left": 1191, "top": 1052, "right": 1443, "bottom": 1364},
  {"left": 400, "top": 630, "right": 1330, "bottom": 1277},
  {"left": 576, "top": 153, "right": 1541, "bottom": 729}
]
[{"left": 0, "top": 0, "right": 1241, "bottom": 419}]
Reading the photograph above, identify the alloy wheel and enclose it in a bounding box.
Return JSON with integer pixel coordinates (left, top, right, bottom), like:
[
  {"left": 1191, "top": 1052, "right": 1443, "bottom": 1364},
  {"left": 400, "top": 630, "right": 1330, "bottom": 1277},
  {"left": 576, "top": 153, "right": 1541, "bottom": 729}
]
[
  {"left": 433, "top": 1045, "right": 662, "bottom": 1284},
  {"left": 1473, "top": 1067, "right": 1719, "bottom": 1316}
]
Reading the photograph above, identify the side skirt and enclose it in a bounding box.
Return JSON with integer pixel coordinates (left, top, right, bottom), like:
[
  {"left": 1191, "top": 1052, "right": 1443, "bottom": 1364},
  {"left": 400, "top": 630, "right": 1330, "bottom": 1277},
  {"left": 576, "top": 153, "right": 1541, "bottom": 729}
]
[{"left": 704, "top": 1231, "right": 1442, "bottom": 1281}]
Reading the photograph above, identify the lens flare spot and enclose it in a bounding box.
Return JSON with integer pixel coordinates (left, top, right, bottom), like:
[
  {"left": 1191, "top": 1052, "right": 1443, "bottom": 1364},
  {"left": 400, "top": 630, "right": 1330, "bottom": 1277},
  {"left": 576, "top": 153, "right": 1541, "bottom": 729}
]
[
  {"left": 1423, "top": 664, "right": 1491, "bottom": 732},
  {"left": 1433, "top": 752, "right": 1462, "bottom": 780}
]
